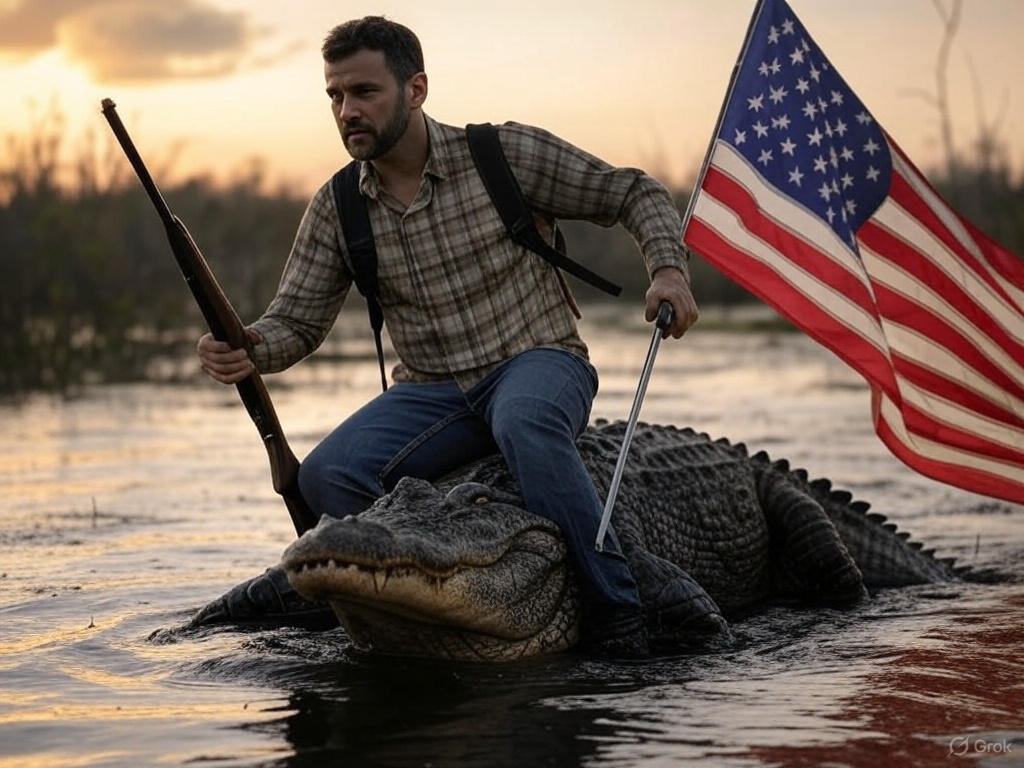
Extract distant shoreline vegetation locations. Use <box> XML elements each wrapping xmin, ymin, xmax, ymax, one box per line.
<box><xmin>1</xmin><ymin>111</ymin><xmax>1020</xmax><ymax>399</ymax></box>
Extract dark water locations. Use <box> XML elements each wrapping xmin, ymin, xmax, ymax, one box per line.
<box><xmin>2</xmin><ymin>318</ymin><xmax>1022</xmax><ymax>767</ymax></box>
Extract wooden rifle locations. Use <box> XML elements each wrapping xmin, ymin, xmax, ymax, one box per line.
<box><xmin>100</xmin><ymin>98</ymin><xmax>318</xmax><ymax>537</ymax></box>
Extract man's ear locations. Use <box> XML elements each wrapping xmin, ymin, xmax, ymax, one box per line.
<box><xmin>409</xmin><ymin>71</ymin><xmax>428</xmax><ymax>109</ymax></box>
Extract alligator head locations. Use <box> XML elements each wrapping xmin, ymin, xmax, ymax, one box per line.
<box><xmin>281</xmin><ymin>478</ymin><xmax>579</xmax><ymax>661</ymax></box>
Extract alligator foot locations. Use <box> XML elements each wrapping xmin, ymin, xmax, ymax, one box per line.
<box><xmin>184</xmin><ymin>566</ymin><xmax>339</xmax><ymax>631</ymax></box>
<box><xmin>631</xmin><ymin>549</ymin><xmax>731</xmax><ymax>649</ymax></box>
<box><xmin>585</xmin><ymin>624</ymin><xmax>651</xmax><ymax>659</ymax></box>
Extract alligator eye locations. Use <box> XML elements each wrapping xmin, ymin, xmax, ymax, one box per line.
<box><xmin>473</xmin><ymin>495</ymin><xmax>489</xmax><ymax>505</ymax></box>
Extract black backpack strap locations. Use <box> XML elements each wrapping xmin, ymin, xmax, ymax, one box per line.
<box><xmin>330</xmin><ymin>161</ymin><xmax>388</xmax><ymax>391</ymax></box>
<box><xmin>465</xmin><ymin>123</ymin><xmax>622</xmax><ymax>297</ymax></box>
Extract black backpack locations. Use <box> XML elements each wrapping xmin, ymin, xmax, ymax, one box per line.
<box><xmin>330</xmin><ymin>122</ymin><xmax>621</xmax><ymax>391</ymax></box>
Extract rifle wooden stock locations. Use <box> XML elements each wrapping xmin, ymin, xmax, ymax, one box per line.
<box><xmin>101</xmin><ymin>98</ymin><xmax>318</xmax><ymax>537</ymax></box>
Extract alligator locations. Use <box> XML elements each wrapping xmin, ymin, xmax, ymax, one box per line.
<box><xmin>188</xmin><ymin>421</ymin><xmax>976</xmax><ymax>661</ymax></box>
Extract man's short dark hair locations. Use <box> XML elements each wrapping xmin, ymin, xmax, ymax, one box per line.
<box><xmin>322</xmin><ymin>16</ymin><xmax>424</xmax><ymax>84</ymax></box>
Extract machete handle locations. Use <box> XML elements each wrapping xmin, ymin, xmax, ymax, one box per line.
<box><xmin>656</xmin><ymin>300</ymin><xmax>674</xmax><ymax>330</ymax></box>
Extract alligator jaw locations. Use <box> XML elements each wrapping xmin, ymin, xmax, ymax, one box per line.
<box><xmin>325</xmin><ymin>593</ymin><xmax>580</xmax><ymax>662</ymax></box>
<box><xmin>284</xmin><ymin>556</ymin><xmax>463</xmax><ymax>623</ymax></box>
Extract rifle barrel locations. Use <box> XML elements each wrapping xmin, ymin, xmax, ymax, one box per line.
<box><xmin>101</xmin><ymin>98</ymin><xmax>318</xmax><ymax>536</ymax></box>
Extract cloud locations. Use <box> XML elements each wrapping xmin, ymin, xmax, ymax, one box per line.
<box><xmin>0</xmin><ymin>0</ymin><xmax>298</xmax><ymax>82</ymax></box>
<box><xmin>0</xmin><ymin>0</ymin><xmax>110</xmax><ymax>55</ymax></box>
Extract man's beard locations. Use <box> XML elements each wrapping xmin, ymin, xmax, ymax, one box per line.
<box><xmin>343</xmin><ymin>92</ymin><xmax>411</xmax><ymax>161</ymax></box>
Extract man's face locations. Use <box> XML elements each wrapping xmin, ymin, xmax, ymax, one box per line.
<box><xmin>325</xmin><ymin>49</ymin><xmax>411</xmax><ymax>162</ymax></box>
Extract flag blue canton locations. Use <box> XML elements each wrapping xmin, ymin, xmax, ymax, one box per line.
<box><xmin>719</xmin><ymin>0</ymin><xmax>892</xmax><ymax>250</ymax></box>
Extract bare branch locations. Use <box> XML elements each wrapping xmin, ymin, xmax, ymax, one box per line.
<box><xmin>931</xmin><ymin>0</ymin><xmax>962</xmax><ymax>179</ymax></box>
<box><xmin>898</xmin><ymin>86</ymin><xmax>940</xmax><ymax>109</ymax></box>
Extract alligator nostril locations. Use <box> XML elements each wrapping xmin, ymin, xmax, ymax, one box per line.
<box><xmin>473</xmin><ymin>495</ymin><xmax>489</xmax><ymax>504</ymax></box>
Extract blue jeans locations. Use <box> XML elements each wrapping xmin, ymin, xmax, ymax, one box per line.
<box><xmin>298</xmin><ymin>348</ymin><xmax>642</xmax><ymax>639</ymax></box>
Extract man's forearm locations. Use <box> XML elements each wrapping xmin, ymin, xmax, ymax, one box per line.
<box><xmin>619</xmin><ymin>175</ymin><xmax>690</xmax><ymax>281</ymax></box>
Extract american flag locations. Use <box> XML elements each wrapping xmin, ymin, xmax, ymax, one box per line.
<box><xmin>682</xmin><ymin>0</ymin><xmax>1024</xmax><ymax>504</ymax></box>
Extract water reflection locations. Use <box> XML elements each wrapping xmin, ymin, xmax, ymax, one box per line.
<box><xmin>740</xmin><ymin>587</ymin><xmax>1024</xmax><ymax>768</ymax></box>
<box><xmin>202</xmin><ymin>586</ymin><xmax>1023</xmax><ymax>767</ymax></box>
<box><xmin>227</xmin><ymin>649</ymin><xmax>647</xmax><ymax>768</ymax></box>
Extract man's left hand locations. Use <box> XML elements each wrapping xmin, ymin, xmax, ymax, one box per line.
<box><xmin>645</xmin><ymin>267</ymin><xmax>698</xmax><ymax>339</ymax></box>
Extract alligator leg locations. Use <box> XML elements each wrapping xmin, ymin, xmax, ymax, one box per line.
<box><xmin>757</xmin><ymin>465</ymin><xmax>868</xmax><ymax>605</ymax></box>
<box><xmin>183</xmin><ymin>566</ymin><xmax>339</xmax><ymax>631</ymax></box>
<box><xmin>628</xmin><ymin>547</ymin><xmax>731</xmax><ymax>648</ymax></box>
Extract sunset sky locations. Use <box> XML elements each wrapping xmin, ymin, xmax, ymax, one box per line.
<box><xmin>1</xmin><ymin>0</ymin><xmax>1021</xmax><ymax>195</ymax></box>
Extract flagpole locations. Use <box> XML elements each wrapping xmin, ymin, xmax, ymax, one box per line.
<box><xmin>680</xmin><ymin>0</ymin><xmax>773</xmax><ymax>234</ymax></box>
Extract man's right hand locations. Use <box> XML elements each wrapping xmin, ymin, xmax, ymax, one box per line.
<box><xmin>197</xmin><ymin>328</ymin><xmax>262</xmax><ymax>384</ymax></box>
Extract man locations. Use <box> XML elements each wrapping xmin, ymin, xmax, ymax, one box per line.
<box><xmin>198</xmin><ymin>16</ymin><xmax>698</xmax><ymax>656</ymax></box>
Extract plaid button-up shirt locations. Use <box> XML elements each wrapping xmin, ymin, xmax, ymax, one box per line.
<box><xmin>250</xmin><ymin>115</ymin><xmax>690</xmax><ymax>389</ymax></box>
